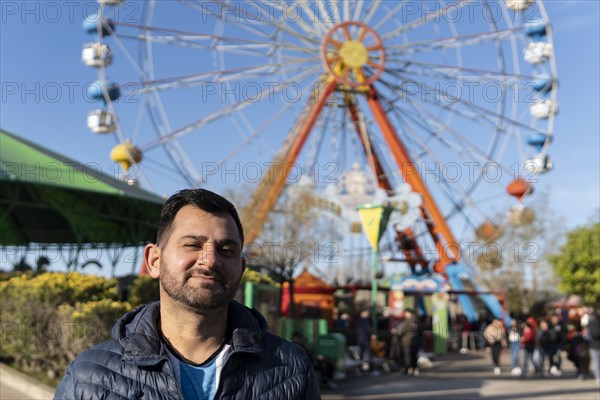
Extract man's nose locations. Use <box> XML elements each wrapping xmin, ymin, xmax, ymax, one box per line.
<box><xmin>198</xmin><ymin>243</ymin><xmax>218</xmax><ymax>267</ymax></box>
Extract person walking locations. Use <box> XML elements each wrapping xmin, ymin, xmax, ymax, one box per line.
<box><xmin>388</xmin><ymin>309</ymin><xmax>403</xmax><ymax>365</ymax></box>
<box><xmin>537</xmin><ymin>319</ymin><xmax>557</xmax><ymax>376</ymax></box>
<box><xmin>398</xmin><ymin>309</ymin><xmax>420</xmax><ymax>376</ymax></box>
<box><xmin>508</xmin><ymin>318</ymin><xmax>522</xmax><ymax>376</ymax></box>
<box><xmin>550</xmin><ymin>313</ymin><xmax>566</xmax><ymax>377</ymax></box>
<box><xmin>587</xmin><ymin>310</ymin><xmax>600</xmax><ymax>386</ymax></box>
<box><xmin>522</xmin><ymin>317</ymin><xmax>538</xmax><ymax>376</ymax></box>
<box><xmin>54</xmin><ymin>189</ymin><xmax>320</xmax><ymax>400</ymax></box>
<box><xmin>356</xmin><ymin>309</ymin><xmax>373</xmax><ymax>372</ymax></box>
<box><xmin>484</xmin><ymin>319</ymin><xmax>507</xmax><ymax>375</ymax></box>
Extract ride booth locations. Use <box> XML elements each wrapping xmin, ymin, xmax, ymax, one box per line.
<box><xmin>389</xmin><ymin>274</ymin><xmax>449</xmax><ymax>355</ymax></box>
<box><xmin>279</xmin><ymin>268</ymin><xmax>334</xmax><ymax>345</ymax></box>
<box><xmin>389</xmin><ymin>266</ymin><xmax>508</xmax><ymax>355</ymax></box>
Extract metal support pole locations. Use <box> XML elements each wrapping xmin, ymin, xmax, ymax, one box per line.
<box><xmin>371</xmin><ymin>248</ymin><xmax>378</xmax><ymax>332</ymax></box>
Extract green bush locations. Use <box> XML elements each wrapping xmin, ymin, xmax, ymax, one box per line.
<box><xmin>0</xmin><ymin>272</ymin><xmax>131</xmax><ymax>385</ymax></box>
<box><xmin>128</xmin><ymin>275</ymin><xmax>160</xmax><ymax>307</ymax></box>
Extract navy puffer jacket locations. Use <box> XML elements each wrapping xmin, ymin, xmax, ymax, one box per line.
<box><xmin>54</xmin><ymin>301</ymin><xmax>321</xmax><ymax>400</ymax></box>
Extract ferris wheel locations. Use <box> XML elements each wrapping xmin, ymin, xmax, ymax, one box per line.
<box><xmin>81</xmin><ymin>0</ymin><xmax>558</xmax><ymax>301</ymax></box>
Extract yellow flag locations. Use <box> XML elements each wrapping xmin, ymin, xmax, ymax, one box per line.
<box><xmin>358</xmin><ymin>206</ymin><xmax>391</xmax><ymax>249</ymax></box>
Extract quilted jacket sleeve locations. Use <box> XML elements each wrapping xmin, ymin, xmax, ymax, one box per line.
<box><xmin>54</xmin><ymin>362</ymin><xmax>75</xmax><ymax>400</ymax></box>
<box><xmin>304</xmin><ymin>364</ymin><xmax>321</xmax><ymax>400</ymax></box>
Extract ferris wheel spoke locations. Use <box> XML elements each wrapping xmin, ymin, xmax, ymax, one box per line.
<box><xmin>385</xmin><ymin>28</ymin><xmax>520</xmax><ymax>57</ymax></box>
<box><xmin>388</xmin><ymin>63</ymin><xmax>520</xmax><ymax>86</ymax></box>
<box><xmin>223</xmin><ymin>0</ymin><xmax>322</xmax><ymax>44</ymax></box>
<box><xmin>381</xmin><ymin>96</ymin><xmax>506</xmax><ymax>224</ymax></box>
<box><xmin>381</xmin><ymin>0</ymin><xmax>469</xmax><ymax>41</ymax></box>
<box><xmin>150</xmin><ymin>40</ymin><xmax>317</xmax><ymax>63</ymax></box>
<box><xmin>361</xmin><ymin>0</ymin><xmax>383</xmax><ymax>27</ymax></box>
<box><xmin>386</xmin><ymin>59</ymin><xmax>537</xmax><ymax>81</ymax></box>
<box><xmin>372</xmin><ymin>1</ymin><xmax>410</xmax><ymax>32</ymax></box>
<box><xmin>114</xmin><ymin>21</ymin><xmax>283</xmax><ymax>47</ymax></box>
<box><xmin>179</xmin><ymin>0</ymin><xmax>277</xmax><ymax>41</ymax></box>
<box><xmin>139</xmin><ymin>154</ymin><xmax>187</xmax><ymax>181</ymax></box>
<box><xmin>220</xmin><ymin>82</ymin><xmax>317</xmax><ymax>164</ymax></box>
<box><xmin>214</xmin><ymin>43</ymin><xmax>318</xmax><ymax>57</ymax></box>
<box><xmin>183</xmin><ymin>0</ymin><xmax>322</xmax><ymax>46</ymax></box>
<box><xmin>131</xmin><ymin>94</ymin><xmax>148</xmax><ymax>145</ymax></box>
<box><xmin>119</xmin><ymin>33</ymin><xmax>318</xmax><ymax>56</ymax></box>
<box><xmin>381</xmin><ymin>89</ymin><xmax>472</xmax><ymax>162</ymax></box>
<box><xmin>392</xmin><ymin>93</ymin><xmax>514</xmax><ymax>178</ymax></box>
<box><xmin>138</xmin><ymin>60</ymin><xmax>319</xmax><ymax>93</ymax></box>
<box><xmin>384</xmin><ymin>69</ymin><xmax>547</xmax><ymax>136</ymax></box>
<box><xmin>304</xmin><ymin>101</ymin><xmax>338</xmax><ymax>171</ymax></box>
<box><xmin>244</xmin><ymin>0</ymin><xmax>327</xmax><ymax>41</ymax></box>
<box><xmin>313</xmin><ymin>1</ymin><xmax>339</xmax><ymax>32</ymax></box>
<box><xmin>295</xmin><ymin>1</ymin><xmax>330</xmax><ymax>37</ymax></box>
<box><xmin>140</xmin><ymin>65</ymin><xmax>322</xmax><ymax>150</ymax></box>
<box><xmin>379</xmin><ymin>71</ymin><xmax>501</xmax><ymax>133</ymax></box>
<box><xmin>351</xmin><ymin>0</ymin><xmax>365</xmax><ymax>26</ymax></box>
<box><xmin>377</xmin><ymin>78</ymin><xmax>508</xmax><ymax>172</ymax></box>
<box><xmin>341</xmin><ymin>0</ymin><xmax>351</xmax><ymax>21</ymax></box>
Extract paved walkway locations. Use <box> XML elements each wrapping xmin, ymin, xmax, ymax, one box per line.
<box><xmin>322</xmin><ymin>350</ymin><xmax>600</xmax><ymax>399</ymax></box>
<box><xmin>0</xmin><ymin>364</ymin><xmax>54</xmax><ymax>400</ymax></box>
<box><xmin>2</xmin><ymin>351</ymin><xmax>598</xmax><ymax>399</ymax></box>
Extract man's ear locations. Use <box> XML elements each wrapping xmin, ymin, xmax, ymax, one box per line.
<box><xmin>144</xmin><ymin>243</ymin><xmax>161</xmax><ymax>279</ymax></box>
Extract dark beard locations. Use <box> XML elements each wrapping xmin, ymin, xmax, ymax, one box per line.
<box><xmin>160</xmin><ymin>266</ymin><xmax>241</xmax><ymax>311</ymax></box>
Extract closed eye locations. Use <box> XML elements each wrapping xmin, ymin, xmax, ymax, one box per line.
<box><xmin>219</xmin><ymin>247</ymin><xmax>237</xmax><ymax>256</ymax></box>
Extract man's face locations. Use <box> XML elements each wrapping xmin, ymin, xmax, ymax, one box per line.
<box><xmin>150</xmin><ymin>205</ymin><xmax>245</xmax><ymax>311</ymax></box>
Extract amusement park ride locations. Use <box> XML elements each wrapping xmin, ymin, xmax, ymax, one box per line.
<box><xmin>81</xmin><ymin>0</ymin><xmax>558</xmax><ymax>322</ymax></box>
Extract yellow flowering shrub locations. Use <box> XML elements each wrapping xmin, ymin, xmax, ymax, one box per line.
<box><xmin>241</xmin><ymin>269</ymin><xmax>280</xmax><ymax>287</ymax></box>
<box><xmin>128</xmin><ymin>275</ymin><xmax>160</xmax><ymax>307</ymax></box>
<box><xmin>0</xmin><ymin>272</ymin><xmax>131</xmax><ymax>384</ymax></box>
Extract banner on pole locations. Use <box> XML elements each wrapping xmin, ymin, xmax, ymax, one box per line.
<box><xmin>356</xmin><ymin>205</ymin><xmax>393</xmax><ymax>249</ymax></box>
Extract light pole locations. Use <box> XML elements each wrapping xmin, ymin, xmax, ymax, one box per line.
<box><xmin>356</xmin><ymin>203</ymin><xmax>393</xmax><ymax>331</ymax></box>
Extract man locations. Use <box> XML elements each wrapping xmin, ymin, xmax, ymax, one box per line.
<box><xmin>55</xmin><ymin>189</ymin><xmax>320</xmax><ymax>399</ymax></box>
<box><xmin>355</xmin><ymin>309</ymin><xmax>372</xmax><ymax>371</ymax></box>
<box><xmin>550</xmin><ymin>313</ymin><xmax>566</xmax><ymax>376</ymax></box>
<box><xmin>398</xmin><ymin>309</ymin><xmax>420</xmax><ymax>376</ymax></box>
<box><xmin>587</xmin><ymin>310</ymin><xmax>600</xmax><ymax>385</ymax></box>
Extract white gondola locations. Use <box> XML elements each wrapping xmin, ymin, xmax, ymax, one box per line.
<box><xmin>530</xmin><ymin>100</ymin><xmax>557</xmax><ymax>119</ymax></box>
<box><xmin>82</xmin><ymin>42</ymin><xmax>113</xmax><ymax>68</ymax></box>
<box><xmin>506</xmin><ymin>0</ymin><xmax>534</xmax><ymax>11</ymax></box>
<box><xmin>98</xmin><ymin>0</ymin><xmax>124</xmax><ymax>6</ymax></box>
<box><xmin>87</xmin><ymin>109</ymin><xmax>117</xmax><ymax>133</ymax></box>
<box><xmin>525</xmin><ymin>154</ymin><xmax>553</xmax><ymax>174</ymax></box>
<box><xmin>524</xmin><ymin>42</ymin><xmax>553</xmax><ymax>64</ymax></box>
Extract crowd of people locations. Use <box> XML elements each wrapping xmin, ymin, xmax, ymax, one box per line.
<box><xmin>482</xmin><ymin>311</ymin><xmax>600</xmax><ymax>383</ymax></box>
<box><xmin>327</xmin><ymin>306</ymin><xmax>600</xmax><ymax>386</ymax></box>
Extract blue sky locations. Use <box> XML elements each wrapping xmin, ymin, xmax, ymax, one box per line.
<box><xmin>1</xmin><ymin>0</ymin><xmax>598</xmax><ymax>258</ymax></box>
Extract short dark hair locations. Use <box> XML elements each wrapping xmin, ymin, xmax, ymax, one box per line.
<box><xmin>156</xmin><ymin>189</ymin><xmax>244</xmax><ymax>247</ymax></box>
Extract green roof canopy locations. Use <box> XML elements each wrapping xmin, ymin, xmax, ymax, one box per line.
<box><xmin>0</xmin><ymin>129</ymin><xmax>165</xmax><ymax>246</ymax></box>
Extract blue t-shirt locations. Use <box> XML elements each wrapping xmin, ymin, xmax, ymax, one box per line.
<box><xmin>166</xmin><ymin>343</ymin><xmax>230</xmax><ymax>400</ymax></box>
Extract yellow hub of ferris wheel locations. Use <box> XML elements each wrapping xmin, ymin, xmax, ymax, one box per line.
<box><xmin>321</xmin><ymin>21</ymin><xmax>386</xmax><ymax>88</ymax></box>
<box><xmin>339</xmin><ymin>40</ymin><xmax>369</xmax><ymax>68</ymax></box>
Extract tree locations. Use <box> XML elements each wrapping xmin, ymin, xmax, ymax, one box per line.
<box><xmin>474</xmin><ymin>190</ymin><xmax>562</xmax><ymax>315</ymax></box>
<box><xmin>230</xmin><ymin>182</ymin><xmax>339</xmax><ymax>318</ymax></box>
<box><xmin>550</xmin><ymin>219</ymin><xmax>600</xmax><ymax>309</ymax></box>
